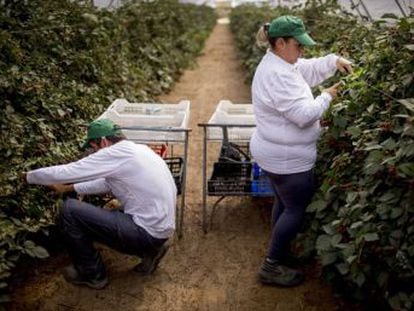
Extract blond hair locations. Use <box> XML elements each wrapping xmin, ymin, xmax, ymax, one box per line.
<box><xmin>256</xmin><ymin>23</ymin><xmax>270</xmax><ymax>48</ymax></box>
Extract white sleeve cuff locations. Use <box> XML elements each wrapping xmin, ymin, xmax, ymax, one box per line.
<box><xmin>73</xmin><ymin>178</ymin><xmax>110</xmax><ymax>195</ymax></box>
<box><xmin>320</xmin><ymin>92</ymin><xmax>333</xmax><ymax>110</ymax></box>
<box><xmin>321</xmin><ymin>91</ymin><xmax>333</xmax><ymax>101</ymax></box>
<box><xmin>328</xmin><ymin>53</ymin><xmax>339</xmax><ymax>70</ymax></box>
<box><xmin>73</xmin><ymin>183</ymin><xmax>83</xmax><ymax>194</ymax></box>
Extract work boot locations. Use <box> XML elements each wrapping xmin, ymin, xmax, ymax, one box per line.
<box><xmin>134</xmin><ymin>244</ymin><xmax>169</xmax><ymax>275</ymax></box>
<box><xmin>63</xmin><ymin>265</ymin><xmax>108</xmax><ymax>290</ymax></box>
<box><xmin>258</xmin><ymin>259</ymin><xmax>304</xmax><ymax>287</ymax></box>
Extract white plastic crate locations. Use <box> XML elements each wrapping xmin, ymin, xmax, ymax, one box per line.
<box><xmin>215</xmin><ymin>99</ymin><xmax>254</xmax><ymax>115</ymax></box>
<box><xmin>207</xmin><ymin>100</ymin><xmax>255</xmax><ymax>141</ymax></box>
<box><xmin>98</xmin><ymin>98</ymin><xmax>190</xmax><ymax>142</ymax></box>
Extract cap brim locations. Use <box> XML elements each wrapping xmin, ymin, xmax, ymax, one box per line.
<box><xmin>295</xmin><ymin>32</ymin><xmax>316</xmax><ymax>46</ymax></box>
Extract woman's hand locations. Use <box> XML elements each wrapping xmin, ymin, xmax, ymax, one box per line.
<box><xmin>336</xmin><ymin>57</ymin><xmax>353</xmax><ymax>74</ymax></box>
<box><xmin>323</xmin><ymin>82</ymin><xmax>342</xmax><ymax>99</ymax></box>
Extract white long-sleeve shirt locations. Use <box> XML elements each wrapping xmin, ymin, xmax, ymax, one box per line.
<box><xmin>250</xmin><ymin>51</ymin><xmax>338</xmax><ymax>174</ymax></box>
<box><xmin>27</xmin><ymin>140</ymin><xmax>177</xmax><ymax>239</ymax></box>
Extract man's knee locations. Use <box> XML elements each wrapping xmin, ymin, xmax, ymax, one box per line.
<box><xmin>58</xmin><ymin>198</ymin><xmax>89</xmax><ymax>236</ymax></box>
<box><xmin>59</xmin><ymin>198</ymin><xmax>82</xmax><ymax>224</ymax></box>
<box><xmin>64</xmin><ymin>198</ymin><xmax>80</xmax><ymax>207</ymax></box>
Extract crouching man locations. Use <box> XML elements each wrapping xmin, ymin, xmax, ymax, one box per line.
<box><xmin>24</xmin><ymin>119</ymin><xmax>176</xmax><ymax>289</ymax></box>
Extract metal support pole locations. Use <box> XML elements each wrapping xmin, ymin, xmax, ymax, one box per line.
<box><xmin>358</xmin><ymin>0</ymin><xmax>373</xmax><ymax>21</ymax></box>
<box><xmin>394</xmin><ymin>0</ymin><xmax>408</xmax><ymax>17</ymax></box>
<box><xmin>349</xmin><ymin>0</ymin><xmax>364</xmax><ymax>20</ymax></box>
<box><xmin>202</xmin><ymin>126</ymin><xmax>208</xmax><ymax>233</ymax></box>
<box><xmin>178</xmin><ymin>130</ymin><xmax>189</xmax><ymax>238</ymax></box>
<box><xmin>349</xmin><ymin>0</ymin><xmax>369</xmax><ymax>21</ymax></box>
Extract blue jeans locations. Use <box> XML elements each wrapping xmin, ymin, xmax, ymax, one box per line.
<box><xmin>263</xmin><ymin>169</ymin><xmax>314</xmax><ymax>261</ymax></box>
<box><xmin>59</xmin><ymin>198</ymin><xmax>166</xmax><ymax>278</ymax></box>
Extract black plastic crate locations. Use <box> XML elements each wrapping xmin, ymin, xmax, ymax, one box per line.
<box><xmin>211</xmin><ymin>161</ymin><xmax>252</xmax><ymax>179</ymax></box>
<box><xmin>208</xmin><ymin>179</ymin><xmax>251</xmax><ymax>195</ymax></box>
<box><xmin>164</xmin><ymin>157</ymin><xmax>184</xmax><ymax>195</ymax></box>
<box><xmin>218</xmin><ymin>142</ymin><xmax>251</xmax><ymax>162</ymax></box>
<box><xmin>208</xmin><ymin>161</ymin><xmax>252</xmax><ymax>195</ymax></box>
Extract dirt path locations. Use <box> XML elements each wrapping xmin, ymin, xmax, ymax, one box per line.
<box><xmin>10</xmin><ymin>22</ymin><xmax>352</xmax><ymax>311</ymax></box>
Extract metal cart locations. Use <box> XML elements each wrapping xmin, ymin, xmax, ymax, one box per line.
<box><xmin>198</xmin><ymin>100</ymin><xmax>274</xmax><ymax>233</ymax></box>
<box><xmin>98</xmin><ymin>99</ymin><xmax>191</xmax><ymax>238</ymax></box>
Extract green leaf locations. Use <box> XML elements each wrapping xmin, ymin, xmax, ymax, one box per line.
<box><xmin>364</xmin><ymin>163</ymin><xmax>383</xmax><ymax>175</ymax></box>
<box><xmin>321</xmin><ymin>252</ymin><xmax>337</xmax><ymax>265</ymax></box>
<box><xmin>398</xmin><ymin>144</ymin><xmax>414</xmax><ymax>157</ymax></box>
<box><xmin>363</xmin><ymin>233</ymin><xmax>379</xmax><ymax>242</ymax></box>
<box><xmin>390</xmin><ymin>208</ymin><xmax>403</xmax><ymax>219</ymax></box>
<box><xmin>331</xmin><ymin>234</ymin><xmax>342</xmax><ymax>246</ymax></box>
<box><xmin>5</xmin><ymin>105</ymin><xmax>14</xmax><ymax>114</ymax></box>
<box><xmin>347</xmin><ymin>126</ymin><xmax>361</xmax><ymax>138</ymax></box>
<box><xmin>381</xmin><ymin>13</ymin><xmax>399</xmax><ymax>19</ymax></box>
<box><xmin>378</xmin><ymin>192</ymin><xmax>395</xmax><ymax>202</ymax></box>
<box><xmin>380</xmin><ymin>138</ymin><xmax>397</xmax><ymax>150</ymax></box>
<box><xmin>346</xmin><ymin>255</ymin><xmax>357</xmax><ymax>264</ymax></box>
<box><xmin>397</xmin><ymin>163</ymin><xmax>414</xmax><ymax>177</ymax></box>
<box><xmin>398</xmin><ymin>99</ymin><xmax>414</xmax><ymax>111</ymax></box>
<box><xmin>376</xmin><ymin>272</ymin><xmax>389</xmax><ymax>287</ymax></box>
<box><xmin>31</xmin><ymin>246</ymin><xmax>49</xmax><ymax>259</ymax></box>
<box><xmin>404</xmin><ymin>44</ymin><xmax>414</xmax><ymax>51</ymax></box>
<box><xmin>57</xmin><ymin>109</ymin><xmax>65</xmax><ymax>117</ymax></box>
<box><xmin>23</xmin><ymin>240</ymin><xmax>35</xmax><ymax>248</ymax></box>
<box><xmin>322</xmin><ymin>224</ymin><xmax>335</xmax><ymax>235</ymax></box>
<box><xmin>389</xmin><ymin>294</ymin><xmax>402</xmax><ymax>309</ymax></box>
<box><xmin>333</xmin><ymin>115</ymin><xmax>347</xmax><ymax>128</ymax></box>
<box><xmin>307</xmin><ymin>199</ymin><xmax>327</xmax><ymax>212</ymax></box>
<box><xmin>390</xmin><ymin>230</ymin><xmax>403</xmax><ymax>240</ymax></box>
<box><xmin>316</xmin><ymin>235</ymin><xmax>331</xmax><ymax>251</ymax></box>
<box><xmin>336</xmin><ymin>262</ymin><xmax>349</xmax><ymax>275</ymax></box>
<box><xmin>82</xmin><ymin>13</ymin><xmax>99</xmax><ymax>24</ymax></box>
<box><xmin>346</xmin><ymin>192</ymin><xmax>358</xmax><ymax>204</ymax></box>
<box><xmin>350</xmin><ymin>221</ymin><xmax>363</xmax><ymax>229</ymax></box>
<box><xmin>407</xmin><ymin>245</ymin><xmax>414</xmax><ymax>256</ymax></box>
<box><xmin>393</xmin><ymin>114</ymin><xmax>410</xmax><ymax>119</ymax></box>
<box><xmin>364</xmin><ymin>143</ymin><xmax>382</xmax><ymax>151</ymax></box>
<box><xmin>355</xmin><ymin>272</ymin><xmax>366</xmax><ymax>287</ymax></box>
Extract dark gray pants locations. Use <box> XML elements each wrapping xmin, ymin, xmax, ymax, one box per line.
<box><xmin>59</xmin><ymin>198</ymin><xmax>166</xmax><ymax>278</ymax></box>
<box><xmin>263</xmin><ymin>169</ymin><xmax>314</xmax><ymax>261</ymax></box>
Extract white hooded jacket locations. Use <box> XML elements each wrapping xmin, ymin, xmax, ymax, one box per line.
<box><xmin>250</xmin><ymin>50</ymin><xmax>338</xmax><ymax>174</ymax></box>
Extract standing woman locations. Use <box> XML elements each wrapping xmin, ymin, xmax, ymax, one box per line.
<box><xmin>250</xmin><ymin>15</ymin><xmax>352</xmax><ymax>287</ymax></box>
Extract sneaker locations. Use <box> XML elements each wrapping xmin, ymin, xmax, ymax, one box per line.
<box><xmin>63</xmin><ymin>265</ymin><xmax>108</xmax><ymax>290</ymax></box>
<box><xmin>258</xmin><ymin>260</ymin><xmax>304</xmax><ymax>287</ymax></box>
<box><xmin>281</xmin><ymin>252</ymin><xmax>305</xmax><ymax>268</ymax></box>
<box><xmin>134</xmin><ymin>244</ymin><xmax>169</xmax><ymax>275</ymax></box>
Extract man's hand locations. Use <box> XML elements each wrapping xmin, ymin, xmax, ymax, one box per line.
<box><xmin>323</xmin><ymin>82</ymin><xmax>342</xmax><ymax>99</ymax></box>
<box><xmin>104</xmin><ymin>198</ymin><xmax>122</xmax><ymax>210</ymax></box>
<box><xmin>48</xmin><ymin>184</ymin><xmax>74</xmax><ymax>193</ymax></box>
<box><xmin>336</xmin><ymin>57</ymin><xmax>353</xmax><ymax>74</ymax></box>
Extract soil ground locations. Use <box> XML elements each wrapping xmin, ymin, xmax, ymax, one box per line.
<box><xmin>9</xmin><ymin>21</ymin><xmax>356</xmax><ymax>311</ymax></box>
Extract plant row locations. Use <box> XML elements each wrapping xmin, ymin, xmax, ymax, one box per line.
<box><xmin>0</xmin><ymin>0</ymin><xmax>216</xmax><ymax>302</ymax></box>
<box><xmin>230</xmin><ymin>2</ymin><xmax>413</xmax><ymax>310</ymax></box>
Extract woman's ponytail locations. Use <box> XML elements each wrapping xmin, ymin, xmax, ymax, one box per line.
<box><xmin>256</xmin><ymin>23</ymin><xmax>270</xmax><ymax>48</ymax></box>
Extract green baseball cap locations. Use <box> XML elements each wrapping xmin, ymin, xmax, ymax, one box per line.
<box><xmin>82</xmin><ymin>118</ymin><xmax>121</xmax><ymax>149</ymax></box>
<box><xmin>268</xmin><ymin>15</ymin><xmax>316</xmax><ymax>46</ymax></box>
